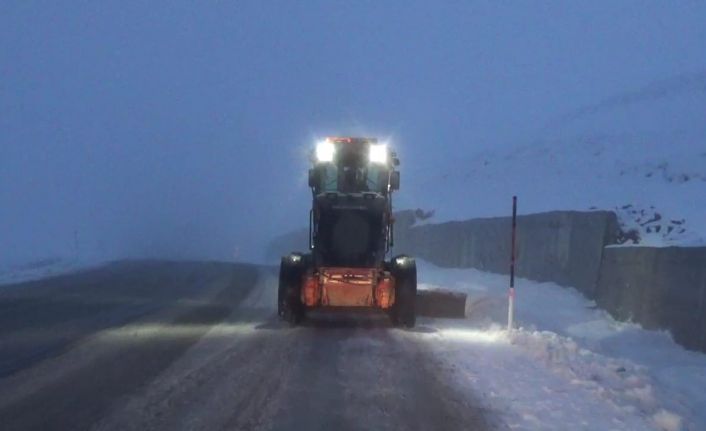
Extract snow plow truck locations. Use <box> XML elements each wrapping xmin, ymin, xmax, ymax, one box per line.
<box><xmin>278</xmin><ymin>137</ymin><xmax>417</xmax><ymax>327</ymax></box>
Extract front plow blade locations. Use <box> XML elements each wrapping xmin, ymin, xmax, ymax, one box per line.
<box><xmin>416</xmin><ymin>289</ymin><xmax>468</xmax><ymax>318</ymax></box>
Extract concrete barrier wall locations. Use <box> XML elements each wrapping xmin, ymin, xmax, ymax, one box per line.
<box><xmin>396</xmin><ymin>214</ymin><xmax>706</xmax><ymax>352</ymax></box>
<box><xmin>596</xmin><ymin>246</ymin><xmax>706</xmax><ymax>352</ymax></box>
<box><xmin>394</xmin><ymin>211</ymin><xmax>620</xmax><ymax>296</ymax></box>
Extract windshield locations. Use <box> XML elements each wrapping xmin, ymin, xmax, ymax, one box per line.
<box><xmin>318</xmin><ymin>163</ymin><xmax>387</xmax><ymax>193</ymax></box>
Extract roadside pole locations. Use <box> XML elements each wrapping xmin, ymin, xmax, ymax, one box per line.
<box><xmin>507</xmin><ymin>196</ymin><xmax>517</xmax><ymax>331</ymax></box>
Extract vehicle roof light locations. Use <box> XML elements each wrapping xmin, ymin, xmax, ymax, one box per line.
<box><xmin>315</xmin><ymin>140</ymin><xmax>335</xmax><ymax>163</ymax></box>
<box><xmin>369</xmin><ymin>143</ymin><xmax>388</xmax><ymax>164</ymax></box>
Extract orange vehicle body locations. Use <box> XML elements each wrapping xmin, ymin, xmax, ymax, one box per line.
<box><xmin>276</xmin><ymin>136</ymin><xmax>414</xmax><ymax>325</ymax></box>
<box><xmin>301</xmin><ymin>267</ymin><xmax>395</xmax><ymax>309</ymax></box>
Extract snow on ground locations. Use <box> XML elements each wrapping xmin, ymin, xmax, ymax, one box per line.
<box><xmin>404</xmin><ymin>260</ymin><xmax>706</xmax><ymax>431</ymax></box>
<box><xmin>407</xmin><ymin>132</ymin><xmax>706</xmax><ymax>247</ymax></box>
<box><xmin>0</xmin><ymin>256</ymin><xmax>109</xmax><ymax>286</ymax></box>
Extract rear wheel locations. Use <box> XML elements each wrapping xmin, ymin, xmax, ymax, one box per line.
<box><xmin>277</xmin><ymin>259</ymin><xmax>288</xmax><ymax>318</ymax></box>
<box><xmin>390</xmin><ymin>256</ymin><xmax>417</xmax><ymax>328</ymax></box>
<box><xmin>278</xmin><ymin>254</ymin><xmax>308</xmax><ymax>325</ymax></box>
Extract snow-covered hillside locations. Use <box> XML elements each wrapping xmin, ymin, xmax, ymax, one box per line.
<box><xmin>409</xmin><ymin>131</ymin><xmax>706</xmax><ymax>247</ymax></box>
<box><xmin>0</xmin><ymin>257</ymin><xmax>108</xmax><ymax>286</ymax></box>
<box><xmin>403</xmin><ymin>72</ymin><xmax>706</xmax><ymax>247</ymax></box>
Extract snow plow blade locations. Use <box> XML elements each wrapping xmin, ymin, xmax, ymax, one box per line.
<box><xmin>416</xmin><ymin>289</ymin><xmax>468</xmax><ymax>318</ymax></box>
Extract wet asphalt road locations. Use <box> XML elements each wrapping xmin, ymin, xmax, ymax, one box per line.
<box><xmin>0</xmin><ymin>261</ymin><xmax>492</xmax><ymax>431</ymax></box>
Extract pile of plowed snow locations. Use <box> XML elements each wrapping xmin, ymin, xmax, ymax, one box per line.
<box><xmin>403</xmin><ymin>260</ymin><xmax>706</xmax><ymax>431</ymax></box>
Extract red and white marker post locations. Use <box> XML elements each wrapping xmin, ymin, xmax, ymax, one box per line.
<box><xmin>507</xmin><ymin>196</ymin><xmax>518</xmax><ymax>331</ymax></box>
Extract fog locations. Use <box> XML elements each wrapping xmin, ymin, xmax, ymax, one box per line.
<box><xmin>2</xmin><ymin>2</ymin><xmax>705</xmax><ymax>265</ymax></box>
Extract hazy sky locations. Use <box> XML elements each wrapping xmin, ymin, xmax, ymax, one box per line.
<box><xmin>1</xmin><ymin>1</ymin><xmax>705</xmax><ymax>264</ymax></box>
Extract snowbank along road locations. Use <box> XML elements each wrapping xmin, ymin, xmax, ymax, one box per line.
<box><xmin>0</xmin><ymin>261</ymin><xmax>493</xmax><ymax>431</ymax></box>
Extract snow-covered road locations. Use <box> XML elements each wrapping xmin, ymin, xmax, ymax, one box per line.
<box><xmin>0</xmin><ymin>262</ymin><xmax>492</xmax><ymax>431</ymax></box>
<box><xmin>1</xmin><ymin>260</ymin><xmax>704</xmax><ymax>431</ymax></box>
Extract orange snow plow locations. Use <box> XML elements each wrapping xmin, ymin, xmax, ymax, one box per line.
<box><xmin>278</xmin><ymin>137</ymin><xmax>466</xmax><ymax>326</ymax></box>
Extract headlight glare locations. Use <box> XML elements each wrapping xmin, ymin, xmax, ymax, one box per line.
<box><xmin>369</xmin><ymin>143</ymin><xmax>388</xmax><ymax>164</ymax></box>
<box><xmin>316</xmin><ymin>140</ymin><xmax>335</xmax><ymax>163</ymax></box>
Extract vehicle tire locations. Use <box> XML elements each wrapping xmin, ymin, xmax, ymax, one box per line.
<box><xmin>278</xmin><ymin>254</ymin><xmax>308</xmax><ymax>325</ymax></box>
<box><xmin>277</xmin><ymin>257</ymin><xmax>290</xmax><ymax>318</ymax></box>
<box><xmin>390</xmin><ymin>256</ymin><xmax>417</xmax><ymax>328</ymax></box>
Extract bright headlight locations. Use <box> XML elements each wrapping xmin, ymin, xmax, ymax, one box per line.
<box><xmin>369</xmin><ymin>143</ymin><xmax>388</xmax><ymax>164</ymax></box>
<box><xmin>315</xmin><ymin>140</ymin><xmax>335</xmax><ymax>163</ymax></box>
